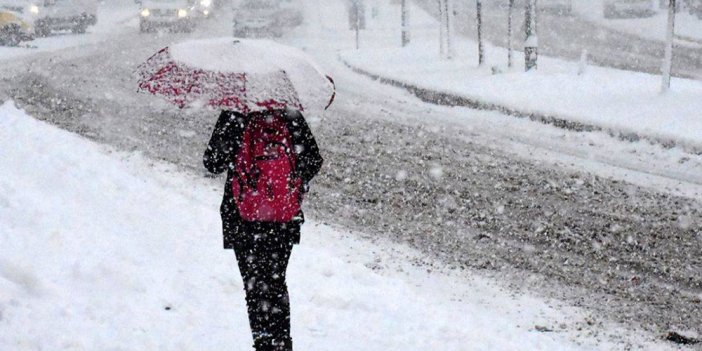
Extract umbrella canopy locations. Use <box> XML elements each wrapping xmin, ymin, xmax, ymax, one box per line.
<box><xmin>136</xmin><ymin>38</ymin><xmax>335</xmax><ymax>113</ymax></box>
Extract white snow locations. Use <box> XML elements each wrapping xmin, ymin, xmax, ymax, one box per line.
<box><xmin>0</xmin><ymin>101</ymin><xmax>684</xmax><ymax>350</ymax></box>
<box><xmin>170</xmin><ymin>37</ymin><xmax>324</xmax><ymax>75</ymax></box>
<box><xmin>169</xmin><ymin>37</ymin><xmax>335</xmax><ymax>113</ymax></box>
<box><xmin>284</xmin><ymin>0</ymin><xmax>702</xmax><ymax>202</ymax></box>
<box><xmin>339</xmin><ymin>0</ymin><xmax>702</xmax><ymax>153</ymax></box>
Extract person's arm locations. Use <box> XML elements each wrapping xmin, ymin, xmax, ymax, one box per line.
<box><xmin>203</xmin><ymin>111</ymin><xmax>245</xmax><ymax>174</ymax></box>
<box><xmin>288</xmin><ymin>111</ymin><xmax>324</xmax><ymax>188</ymax></box>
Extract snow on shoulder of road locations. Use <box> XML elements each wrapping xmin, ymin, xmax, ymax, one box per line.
<box><xmin>0</xmin><ymin>101</ymin><xmax>684</xmax><ymax>350</ymax></box>
<box><xmin>339</xmin><ymin>1</ymin><xmax>702</xmax><ymax>154</ymax></box>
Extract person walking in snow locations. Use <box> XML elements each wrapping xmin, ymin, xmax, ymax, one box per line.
<box><xmin>204</xmin><ymin>108</ymin><xmax>323</xmax><ymax>351</ymax></box>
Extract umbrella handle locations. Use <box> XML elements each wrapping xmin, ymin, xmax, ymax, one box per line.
<box><xmin>325</xmin><ymin>75</ymin><xmax>336</xmax><ymax>110</ymax></box>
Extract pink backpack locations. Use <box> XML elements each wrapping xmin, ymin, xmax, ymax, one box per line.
<box><xmin>232</xmin><ymin>112</ymin><xmax>302</xmax><ymax>223</ymax></box>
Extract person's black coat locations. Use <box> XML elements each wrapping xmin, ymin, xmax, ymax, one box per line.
<box><xmin>203</xmin><ymin>109</ymin><xmax>324</xmax><ymax>249</ymax></box>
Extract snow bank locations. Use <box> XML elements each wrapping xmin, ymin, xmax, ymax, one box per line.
<box><xmin>0</xmin><ymin>101</ymin><xmax>681</xmax><ymax>350</ymax></box>
<box><xmin>339</xmin><ymin>1</ymin><xmax>702</xmax><ymax>153</ymax></box>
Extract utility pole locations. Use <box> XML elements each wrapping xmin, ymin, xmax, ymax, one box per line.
<box><xmin>444</xmin><ymin>0</ymin><xmax>453</xmax><ymax>59</ymax></box>
<box><xmin>356</xmin><ymin>3</ymin><xmax>361</xmax><ymax>50</ymax></box>
<box><xmin>438</xmin><ymin>0</ymin><xmax>445</xmax><ymax>57</ymax></box>
<box><xmin>525</xmin><ymin>0</ymin><xmax>538</xmax><ymax>71</ymax></box>
<box><xmin>477</xmin><ymin>0</ymin><xmax>484</xmax><ymax>66</ymax></box>
<box><xmin>662</xmin><ymin>0</ymin><xmax>676</xmax><ymax>93</ymax></box>
<box><xmin>401</xmin><ymin>0</ymin><xmax>410</xmax><ymax>47</ymax></box>
<box><xmin>437</xmin><ymin>0</ymin><xmax>452</xmax><ymax>58</ymax></box>
<box><xmin>508</xmin><ymin>0</ymin><xmax>514</xmax><ymax>68</ymax></box>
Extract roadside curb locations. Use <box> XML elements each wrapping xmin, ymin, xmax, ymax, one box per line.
<box><xmin>339</xmin><ymin>56</ymin><xmax>702</xmax><ymax>155</ymax></box>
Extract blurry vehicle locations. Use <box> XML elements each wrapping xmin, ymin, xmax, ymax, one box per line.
<box><xmin>541</xmin><ymin>0</ymin><xmax>573</xmax><ymax>15</ymax></box>
<box><xmin>232</xmin><ymin>0</ymin><xmax>282</xmax><ymax>38</ymax></box>
<box><xmin>36</xmin><ymin>0</ymin><xmax>97</xmax><ymax>36</ymax></box>
<box><xmin>192</xmin><ymin>0</ymin><xmax>213</xmax><ymax>19</ymax></box>
<box><xmin>0</xmin><ymin>5</ymin><xmax>33</xmax><ymax>46</ymax></box>
<box><xmin>604</xmin><ymin>0</ymin><xmax>657</xmax><ymax>18</ymax></box>
<box><xmin>138</xmin><ymin>0</ymin><xmax>195</xmax><ymax>33</ymax></box>
<box><xmin>0</xmin><ymin>0</ymin><xmax>97</xmax><ymax>37</ymax></box>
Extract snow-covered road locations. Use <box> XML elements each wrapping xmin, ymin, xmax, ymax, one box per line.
<box><xmin>1</xmin><ymin>0</ymin><xmax>701</xmax><ymax>348</ymax></box>
<box><xmin>0</xmin><ymin>100</ymin><xmax>685</xmax><ymax>351</ymax></box>
<box><xmin>0</xmin><ymin>1</ymin><xmax>137</xmax><ymax>63</ymax></box>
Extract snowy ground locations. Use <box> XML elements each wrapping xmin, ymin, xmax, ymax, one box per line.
<box><xmin>1</xmin><ymin>0</ymin><xmax>702</xmax><ymax>349</ymax></box>
<box><xmin>1</xmin><ymin>101</ymin><xmax>687</xmax><ymax>350</ymax></box>
<box><xmin>341</xmin><ymin>0</ymin><xmax>702</xmax><ymax>153</ymax></box>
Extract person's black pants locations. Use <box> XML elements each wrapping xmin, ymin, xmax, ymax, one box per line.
<box><xmin>234</xmin><ymin>225</ymin><xmax>295</xmax><ymax>351</ymax></box>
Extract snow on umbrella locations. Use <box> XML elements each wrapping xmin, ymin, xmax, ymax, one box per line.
<box><xmin>136</xmin><ymin>38</ymin><xmax>336</xmax><ymax>113</ymax></box>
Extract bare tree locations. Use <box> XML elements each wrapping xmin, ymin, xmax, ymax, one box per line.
<box><xmin>438</xmin><ymin>0</ymin><xmax>453</xmax><ymax>59</ymax></box>
<box><xmin>477</xmin><ymin>0</ymin><xmax>484</xmax><ymax>66</ymax></box>
<box><xmin>525</xmin><ymin>0</ymin><xmax>538</xmax><ymax>71</ymax></box>
<box><xmin>662</xmin><ymin>0</ymin><xmax>676</xmax><ymax>92</ymax></box>
<box><xmin>438</xmin><ymin>0</ymin><xmax>445</xmax><ymax>57</ymax></box>
<box><xmin>445</xmin><ymin>0</ymin><xmax>454</xmax><ymax>59</ymax></box>
<box><xmin>401</xmin><ymin>0</ymin><xmax>410</xmax><ymax>47</ymax></box>
<box><xmin>508</xmin><ymin>0</ymin><xmax>515</xmax><ymax>68</ymax></box>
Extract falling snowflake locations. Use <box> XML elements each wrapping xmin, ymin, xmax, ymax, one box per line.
<box><xmin>429</xmin><ymin>165</ymin><xmax>443</xmax><ymax>180</ymax></box>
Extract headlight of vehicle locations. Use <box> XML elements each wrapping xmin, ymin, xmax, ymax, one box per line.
<box><xmin>140</xmin><ymin>8</ymin><xmax>150</xmax><ymax>17</ymax></box>
<box><xmin>177</xmin><ymin>9</ymin><xmax>188</xmax><ymax>18</ymax></box>
<box><xmin>200</xmin><ymin>0</ymin><xmax>212</xmax><ymax>7</ymax></box>
<box><xmin>203</xmin><ymin>9</ymin><xmax>210</xmax><ymax>16</ymax></box>
<box><xmin>29</xmin><ymin>4</ymin><xmax>40</xmax><ymax>14</ymax></box>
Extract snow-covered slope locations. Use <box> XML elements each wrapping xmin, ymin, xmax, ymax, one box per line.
<box><xmin>0</xmin><ymin>101</ymin><xmax>684</xmax><ymax>350</ymax></box>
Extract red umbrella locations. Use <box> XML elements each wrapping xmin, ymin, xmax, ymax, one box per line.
<box><xmin>136</xmin><ymin>38</ymin><xmax>335</xmax><ymax>113</ymax></box>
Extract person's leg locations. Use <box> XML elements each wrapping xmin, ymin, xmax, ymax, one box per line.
<box><xmin>262</xmin><ymin>234</ymin><xmax>293</xmax><ymax>351</ymax></box>
<box><xmin>234</xmin><ymin>228</ymin><xmax>294</xmax><ymax>351</ymax></box>
<box><xmin>234</xmin><ymin>239</ymin><xmax>271</xmax><ymax>351</ymax></box>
